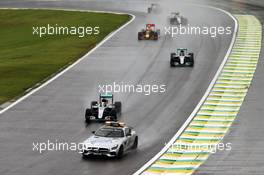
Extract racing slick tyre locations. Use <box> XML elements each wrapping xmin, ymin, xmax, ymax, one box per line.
<box><xmin>154</xmin><ymin>32</ymin><xmax>158</xmax><ymax>40</ymax></box>
<box><xmin>171</xmin><ymin>53</ymin><xmax>176</xmax><ymax>59</ymax></box>
<box><xmin>138</xmin><ymin>32</ymin><xmax>142</xmax><ymax>40</ymax></box>
<box><xmin>132</xmin><ymin>137</ymin><xmax>138</xmax><ymax>149</ymax></box>
<box><xmin>117</xmin><ymin>146</ymin><xmax>124</xmax><ymax>158</ymax></box>
<box><xmin>170</xmin><ymin>61</ymin><xmax>175</xmax><ymax>67</ymax></box>
<box><xmin>189</xmin><ymin>53</ymin><xmax>194</xmax><ymax>67</ymax></box>
<box><xmin>90</xmin><ymin>101</ymin><xmax>97</xmax><ymax>108</ymax></box>
<box><xmin>82</xmin><ymin>151</ymin><xmax>90</xmax><ymax>159</ymax></box>
<box><xmin>85</xmin><ymin>109</ymin><xmax>92</xmax><ymax>123</ymax></box>
<box><xmin>189</xmin><ymin>59</ymin><xmax>194</xmax><ymax>67</ymax></box>
<box><xmin>189</xmin><ymin>53</ymin><xmax>194</xmax><ymax>58</ymax></box>
<box><xmin>114</xmin><ymin>101</ymin><xmax>122</xmax><ymax>115</ymax></box>
<box><xmin>170</xmin><ymin>53</ymin><xmax>176</xmax><ymax>67</ymax></box>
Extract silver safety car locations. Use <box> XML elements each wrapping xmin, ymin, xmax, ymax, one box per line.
<box><xmin>82</xmin><ymin>122</ymin><xmax>138</xmax><ymax>158</ymax></box>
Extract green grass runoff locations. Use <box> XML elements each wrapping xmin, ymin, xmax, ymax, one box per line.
<box><xmin>0</xmin><ymin>9</ymin><xmax>130</xmax><ymax>105</ymax></box>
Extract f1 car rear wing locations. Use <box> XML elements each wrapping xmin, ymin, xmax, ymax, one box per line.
<box><xmin>177</xmin><ymin>48</ymin><xmax>188</xmax><ymax>52</ymax></box>
<box><xmin>100</xmin><ymin>93</ymin><xmax>113</xmax><ymax>98</ymax></box>
<box><xmin>100</xmin><ymin>93</ymin><xmax>114</xmax><ymax>103</ymax></box>
<box><xmin>146</xmin><ymin>24</ymin><xmax>155</xmax><ymax>30</ymax></box>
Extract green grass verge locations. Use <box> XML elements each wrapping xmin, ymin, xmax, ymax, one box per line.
<box><xmin>0</xmin><ymin>9</ymin><xmax>130</xmax><ymax>105</ymax></box>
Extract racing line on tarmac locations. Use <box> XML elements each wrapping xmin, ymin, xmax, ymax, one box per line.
<box><xmin>136</xmin><ymin>15</ymin><xmax>262</xmax><ymax>175</ymax></box>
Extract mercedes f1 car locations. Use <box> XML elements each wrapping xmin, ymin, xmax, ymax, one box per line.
<box><xmin>85</xmin><ymin>93</ymin><xmax>121</xmax><ymax>123</ymax></box>
<box><xmin>169</xmin><ymin>12</ymin><xmax>183</xmax><ymax>25</ymax></box>
<box><xmin>82</xmin><ymin>121</ymin><xmax>138</xmax><ymax>158</ymax></box>
<box><xmin>138</xmin><ymin>24</ymin><xmax>160</xmax><ymax>41</ymax></box>
<box><xmin>170</xmin><ymin>48</ymin><xmax>194</xmax><ymax>67</ymax></box>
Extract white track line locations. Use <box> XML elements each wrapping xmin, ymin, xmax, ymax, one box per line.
<box><xmin>133</xmin><ymin>5</ymin><xmax>238</xmax><ymax>175</ymax></box>
<box><xmin>0</xmin><ymin>8</ymin><xmax>135</xmax><ymax>115</ymax></box>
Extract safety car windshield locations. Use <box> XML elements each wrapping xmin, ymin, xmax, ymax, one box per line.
<box><xmin>95</xmin><ymin>128</ymin><xmax>124</xmax><ymax>138</ymax></box>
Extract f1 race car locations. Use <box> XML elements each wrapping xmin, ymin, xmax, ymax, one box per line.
<box><xmin>138</xmin><ymin>24</ymin><xmax>160</xmax><ymax>41</ymax></box>
<box><xmin>85</xmin><ymin>93</ymin><xmax>122</xmax><ymax>123</ymax></box>
<box><xmin>82</xmin><ymin>121</ymin><xmax>138</xmax><ymax>158</ymax></box>
<box><xmin>169</xmin><ymin>12</ymin><xmax>183</xmax><ymax>25</ymax></box>
<box><xmin>170</xmin><ymin>48</ymin><xmax>194</xmax><ymax>67</ymax></box>
<box><xmin>147</xmin><ymin>3</ymin><xmax>157</xmax><ymax>13</ymax></box>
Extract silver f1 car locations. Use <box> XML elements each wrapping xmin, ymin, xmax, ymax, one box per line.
<box><xmin>82</xmin><ymin>122</ymin><xmax>138</xmax><ymax>158</ymax></box>
<box><xmin>170</xmin><ymin>48</ymin><xmax>194</xmax><ymax>67</ymax></box>
<box><xmin>169</xmin><ymin>12</ymin><xmax>183</xmax><ymax>25</ymax></box>
<box><xmin>85</xmin><ymin>93</ymin><xmax>121</xmax><ymax>123</ymax></box>
<box><xmin>147</xmin><ymin>3</ymin><xmax>157</xmax><ymax>13</ymax></box>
